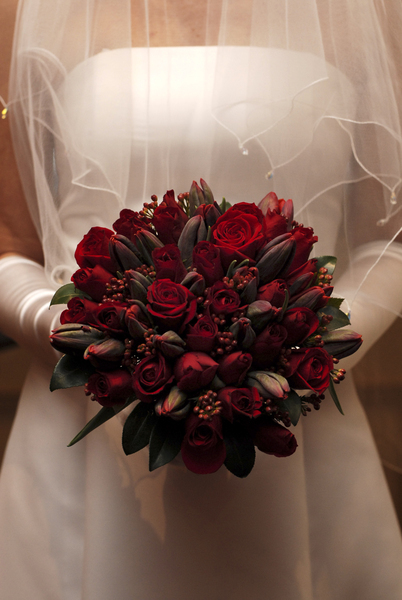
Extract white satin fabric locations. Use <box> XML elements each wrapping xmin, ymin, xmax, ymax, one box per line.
<box><xmin>1</xmin><ymin>46</ymin><xmax>402</xmax><ymax>600</ymax></box>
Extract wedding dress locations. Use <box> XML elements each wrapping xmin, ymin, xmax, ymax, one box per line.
<box><xmin>1</xmin><ymin>2</ymin><xmax>402</xmax><ymax>599</ymax></box>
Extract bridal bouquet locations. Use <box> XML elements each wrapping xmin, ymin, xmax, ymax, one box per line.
<box><xmin>50</xmin><ymin>181</ymin><xmax>362</xmax><ymax>476</ymax></box>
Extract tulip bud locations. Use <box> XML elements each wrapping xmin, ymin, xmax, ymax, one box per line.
<box><xmin>229</xmin><ymin>317</ymin><xmax>257</xmax><ymax>348</ymax></box>
<box><xmin>155</xmin><ymin>387</ymin><xmax>191</xmax><ymax>420</ymax></box>
<box><xmin>84</xmin><ymin>339</ymin><xmax>126</xmax><ymax>364</ymax></box>
<box><xmin>290</xmin><ymin>286</ymin><xmax>332</xmax><ymax>310</ymax></box>
<box><xmin>258</xmin><ymin>191</ymin><xmax>280</xmax><ymax>215</ymax></box>
<box><xmin>124</xmin><ymin>270</ymin><xmax>149</xmax><ymax>303</ymax></box>
<box><xmin>247</xmin><ymin>371</ymin><xmax>290</xmax><ymax>400</ymax></box>
<box><xmin>322</xmin><ymin>329</ymin><xmax>363</xmax><ymax>359</ymax></box>
<box><xmin>178</xmin><ymin>215</ymin><xmax>208</xmax><ymax>266</ymax></box>
<box><xmin>136</xmin><ymin>229</ymin><xmax>165</xmax><ymax>266</ymax></box>
<box><xmin>180</xmin><ymin>271</ymin><xmax>206</xmax><ymax>296</ymax></box>
<box><xmin>200</xmin><ymin>179</ymin><xmax>215</xmax><ymax>204</ymax></box>
<box><xmin>256</xmin><ymin>238</ymin><xmax>296</xmax><ymax>284</ymax></box>
<box><xmin>189</xmin><ymin>181</ymin><xmax>204</xmax><ymax>214</ymax></box>
<box><xmin>109</xmin><ymin>234</ymin><xmax>143</xmax><ymax>271</ymax></box>
<box><xmin>246</xmin><ymin>300</ymin><xmax>278</xmax><ymax>332</ymax></box>
<box><xmin>50</xmin><ymin>324</ymin><xmax>106</xmax><ymax>354</ymax></box>
<box><xmin>288</xmin><ymin>272</ymin><xmax>315</xmax><ymax>296</ymax></box>
<box><xmin>281</xmin><ymin>199</ymin><xmax>294</xmax><ymax>230</ymax></box>
<box><xmin>152</xmin><ymin>330</ymin><xmax>186</xmax><ymax>358</ymax></box>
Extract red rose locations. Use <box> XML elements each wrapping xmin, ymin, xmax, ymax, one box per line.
<box><xmin>256</xmin><ymin>279</ymin><xmax>288</xmax><ymax>307</ymax></box>
<box><xmin>147</xmin><ymin>280</ymin><xmax>197</xmax><ymax>332</ymax></box>
<box><xmin>210</xmin><ymin>206</ymin><xmax>265</xmax><ymax>269</ymax></box>
<box><xmin>152</xmin><ymin>244</ymin><xmax>187</xmax><ymax>283</ymax></box>
<box><xmin>174</xmin><ymin>352</ymin><xmax>218</xmax><ymax>392</ymax></box>
<box><xmin>217</xmin><ymin>351</ymin><xmax>253</xmax><ymax>385</ymax></box>
<box><xmin>286</xmin><ymin>348</ymin><xmax>333</xmax><ymax>394</ymax></box>
<box><xmin>288</xmin><ymin>226</ymin><xmax>318</xmax><ymax>271</ymax></box>
<box><xmin>87</xmin><ymin>369</ymin><xmax>132</xmax><ymax>407</ymax></box>
<box><xmin>285</xmin><ymin>259</ymin><xmax>317</xmax><ymax>287</ymax></box>
<box><xmin>281</xmin><ymin>307</ymin><xmax>319</xmax><ymax>346</ymax></box>
<box><xmin>152</xmin><ymin>190</ymin><xmax>188</xmax><ymax>245</ymax></box>
<box><xmin>253</xmin><ymin>419</ymin><xmax>298</xmax><ymax>457</ymax></box>
<box><xmin>229</xmin><ymin>202</ymin><xmax>264</xmax><ymax>221</ymax></box>
<box><xmin>132</xmin><ymin>353</ymin><xmax>174</xmax><ymax>402</ymax></box>
<box><xmin>91</xmin><ymin>302</ymin><xmax>127</xmax><ymax>336</ymax></box>
<box><xmin>207</xmin><ymin>282</ymin><xmax>242</xmax><ymax>317</ymax></box>
<box><xmin>249</xmin><ymin>323</ymin><xmax>288</xmax><ymax>368</ymax></box>
<box><xmin>113</xmin><ymin>208</ymin><xmax>151</xmax><ymax>240</ymax></box>
<box><xmin>181</xmin><ymin>413</ymin><xmax>226</xmax><ymax>474</ymax></box>
<box><xmin>186</xmin><ymin>315</ymin><xmax>218</xmax><ymax>353</ymax></box>
<box><xmin>74</xmin><ymin>227</ymin><xmax>115</xmax><ymax>272</ymax></box>
<box><xmin>71</xmin><ymin>264</ymin><xmax>114</xmax><ymax>302</ymax></box>
<box><xmin>263</xmin><ymin>210</ymin><xmax>288</xmax><ymax>241</ymax></box>
<box><xmin>192</xmin><ymin>241</ymin><xmax>224</xmax><ymax>287</ymax></box>
<box><xmin>60</xmin><ymin>297</ymin><xmax>99</xmax><ymax>324</ymax></box>
<box><xmin>218</xmin><ymin>386</ymin><xmax>262</xmax><ymax>421</ymax></box>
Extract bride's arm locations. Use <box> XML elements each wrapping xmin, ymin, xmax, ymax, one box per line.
<box><xmin>0</xmin><ymin>1</ymin><xmax>61</xmax><ymax>363</ymax></box>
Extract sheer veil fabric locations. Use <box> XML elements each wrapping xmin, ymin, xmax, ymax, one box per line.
<box><xmin>2</xmin><ymin>0</ymin><xmax>402</xmax><ymax>598</ymax></box>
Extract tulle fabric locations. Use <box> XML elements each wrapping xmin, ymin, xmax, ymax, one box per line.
<box><xmin>8</xmin><ymin>0</ymin><xmax>402</xmax><ymax>318</ymax></box>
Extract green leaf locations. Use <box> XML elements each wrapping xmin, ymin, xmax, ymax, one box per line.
<box><xmin>223</xmin><ymin>423</ymin><xmax>255</xmax><ymax>478</ymax></box>
<box><xmin>315</xmin><ymin>256</ymin><xmax>337</xmax><ymax>277</ymax></box>
<box><xmin>318</xmin><ymin>305</ymin><xmax>350</xmax><ymax>331</ymax></box>
<box><xmin>149</xmin><ymin>418</ymin><xmax>184</xmax><ymax>471</ymax></box>
<box><xmin>122</xmin><ymin>402</ymin><xmax>157</xmax><ymax>456</ymax></box>
<box><xmin>329</xmin><ymin>378</ymin><xmax>344</xmax><ymax>415</ymax></box>
<box><xmin>280</xmin><ymin>390</ymin><xmax>302</xmax><ymax>426</ymax></box>
<box><xmin>68</xmin><ymin>406</ymin><xmax>116</xmax><ymax>447</ymax></box>
<box><xmin>50</xmin><ymin>354</ymin><xmax>95</xmax><ymax>391</ymax></box>
<box><xmin>220</xmin><ymin>197</ymin><xmax>232</xmax><ymax>213</ymax></box>
<box><xmin>326</xmin><ymin>297</ymin><xmax>343</xmax><ymax>309</ymax></box>
<box><xmin>50</xmin><ymin>283</ymin><xmax>92</xmax><ymax>306</ymax></box>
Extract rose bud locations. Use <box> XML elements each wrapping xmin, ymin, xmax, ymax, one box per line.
<box><xmin>91</xmin><ymin>302</ymin><xmax>127</xmax><ymax>336</ymax></box>
<box><xmin>192</xmin><ymin>241</ymin><xmax>224</xmax><ymax>287</ymax></box>
<box><xmin>178</xmin><ymin>215</ymin><xmax>208</xmax><ymax>267</ymax></box>
<box><xmin>60</xmin><ymin>297</ymin><xmax>99</xmax><ymax>325</ymax></box>
<box><xmin>174</xmin><ymin>352</ymin><xmax>219</xmax><ymax>393</ymax></box>
<box><xmin>281</xmin><ymin>307</ymin><xmax>320</xmax><ymax>346</ymax></box>
<box><xmin>113</xmin><ymin>208</ymin><xmax>151</xmax><ymax>241</ymax></box>
<box><xmin>207</xmin><ymin>282</ymin><xmax>243</xmax><ymax>317</ymax></box>
<box><xmin>155</xmin><ymin>387</ymin><xmax>191</xmax><ymax>420</ymax></box>
<box><xmin>218</xmin><ymin>386</ymin><xmax>262</xmax><ymax>422</ymax></box>
<box><xmin>86</xmin><ymin>369</ymin><xmax>133</xmax><ymax>407</ymax></box>
<box><xmin>181</xmin><ymin>413</ymin><xmax>226</xmax><ymax>474</ymax></box>
<box><xmin>257</xmin><ymin>279</ymin><xmax>288</xmax><ymax>307</ymax></box>
<box><xmin>322</xmin><ymin>329</ymin><xmax>363</xmax><ymax>359</ymax></box>
<box><xmin>152</xmin><ymin>189</ymin><xmax>188</xmax><ymax>245</ymax></box>
<box><xmin>75</xmin><ymin>226</ymin><xmax>115</xmax><ymax>272</ymax></box>
<box><xmin>186</xmin><ymin>315</ymin><xmax>218</xmax><ymax>354</ymax></box>
<box><xmin>153</xmin><ymin>330</ymin><xmax>186</xmax><ymax>358</ymax></box>
<box><xmin>217</xmin><ymin>351</ymin><xmax>253</xmax><ymax>385</ymax></box>
<box><xmin>194</xmin><ymin>202</ymin><xmax>222</xmax><ymax>229</ymax></box>
<box><xmin>246</xmin><ymin>371</ymin><xmax>290</xmax><ymax>400</ymax></box>
<box><xmin>229</xmin><ymin>317</ymin><xmax>256</xmax><ymax>349</ymax></box>
<box><xmin>84</xmin><ymin>338</ymin><xmax>126</xmax><ymax>367</ymax></box>
<box><xmin>71</xmin><ymin>265</ymin><xmax>114</xmax><ymax>302</ymax></box>
<box><xmin>288</xmin><ymin>226</ymin><xmax>318</xmax><ymax>271</ymax></box>
<box><xmin>109</xmin><ymin>234</ymin><xmax>143</xmax><ymax>271</ymax></box>
<box><xmin>50</xmin><ymin>323</ymin><xmax>106</xmax><ymax>354</ymax></box>
<box><xmin>285</xmin><ymin>348</ymin><xmax>333</xmax><ymax>394</ymax></box>
<box><xmin>152</xmin><ymin>244</ymin><xmax>187</xmax><ymax>283</ymax></box>
<box><xmin>253</xmin><ymin>418</ymin><xmax>297</xmax><ymax>457</ymax></box>
<box><xmin>180</xmin><ymin>271</ymin><xmax>206</xmax><ymax>297</ymax></box>
<box><xmin>147</xmin><ymin>279</ymin><xmax>197</xmax><ymax>332</ymax></box>
<box><xmin>132</xmin><ymin>353</ymin><xmax>174</xmax><ymax>402</ymax></box>
<box><xmin>289</xmin><ymin>286</ymin><xmax>332</xmax><ymax>310</ymax></box>
<box><xmin>246</xmin><ymin>300</ymin><xmax>278</xmax><ymax>332</ymax></box>
<box><xmin>135</xmin><ymin>229</ymin><xmax>164</xmax><ymax>266</ymax></box>
<box><xmin>249</xmin><ymin>323</ymin><xmax>288</xmax><ymax>368</ymax></box>
<box><xmin>255</xmin><ymin>237</ymin><xmax>296</xmax><ymax>285</ymax></box>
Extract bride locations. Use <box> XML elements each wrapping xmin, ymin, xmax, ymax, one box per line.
<box><xmin>0</xmin><ymin>1</ymin><xmax>402</xmax><ymax>598</ymax></box>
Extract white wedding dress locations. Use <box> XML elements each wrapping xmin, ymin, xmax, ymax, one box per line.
<box><xmin>1</xmin><ymin>46</ymin><xmax>402</xmax><ymax>600</ymax></box>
